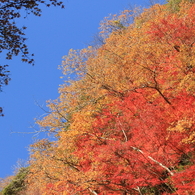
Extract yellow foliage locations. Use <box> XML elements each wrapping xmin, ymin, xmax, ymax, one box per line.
<box><xmin>25</xmin><ymin>1</ymin><xmax>195</xmax><ymax>193</ymax></box>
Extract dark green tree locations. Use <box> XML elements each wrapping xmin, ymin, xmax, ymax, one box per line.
<box><xmin>1</xmin><ymin>167</ymin><xmax>29</xmax><ymax>195</ymax></box>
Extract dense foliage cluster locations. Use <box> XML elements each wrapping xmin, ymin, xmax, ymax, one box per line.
<box><xmin>2</xmin><ymin>0</ymin><xmax>195</xmax><ymax>194</ymax></box>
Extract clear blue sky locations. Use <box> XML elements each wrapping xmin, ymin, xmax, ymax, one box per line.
<box><xmin>0</xmin><ymin>0</ymin><xmax>165</xmax><ymax>178</ymax></box>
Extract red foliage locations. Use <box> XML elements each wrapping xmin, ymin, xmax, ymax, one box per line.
<box><xmin>75</xmin><ymin>89</ymin><xmax>195</xmax><ymax>193</ymax></box>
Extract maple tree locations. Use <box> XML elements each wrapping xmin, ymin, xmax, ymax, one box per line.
<box><xmin>74</xmin><ymin>90</ymin><xmax>195</xmax><ymax>194</ymax></box>
<box><xmin>2</xmin><ymin>0</ymin><xmax>195</xmax><ymax>194</ymax></box>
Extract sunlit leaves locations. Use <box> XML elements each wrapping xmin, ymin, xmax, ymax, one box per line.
<box><xmin>17</xmin><ymin>0</ymin><xmax>195</xmax><ymax>194</ymax></box>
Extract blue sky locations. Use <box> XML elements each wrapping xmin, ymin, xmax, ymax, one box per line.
<box><xmin>0</xmin><ymin>0</ymin><xmax>165</xmax><ymax>178</ymax></box>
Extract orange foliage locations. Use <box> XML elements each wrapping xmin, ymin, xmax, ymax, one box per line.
<box><xmin>22</xmin><ymin>1</ymin><xmax>195</xmax><ymax>194</ymax></box>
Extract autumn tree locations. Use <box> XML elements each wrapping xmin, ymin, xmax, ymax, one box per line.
<box><xmin>74</xmin><ymin>90</ymin><xmax>195</xmax><ymax>194</ymax></box>
<box><xmin>16</xmin><ymin>0</ymin><xmax>195</xmax><ymax>194</ymax></box>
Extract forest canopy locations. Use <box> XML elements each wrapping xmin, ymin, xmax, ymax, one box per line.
<box><xmin>1</xmin><ymin>0</ymin><xmax>195</xmax><ymax>194</ymax></box>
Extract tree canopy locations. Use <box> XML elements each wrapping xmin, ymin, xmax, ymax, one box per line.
<box><xmin>1</xmin><ymin>0</ymin><xmax>195</xmax><ymax>194</ymax></box>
